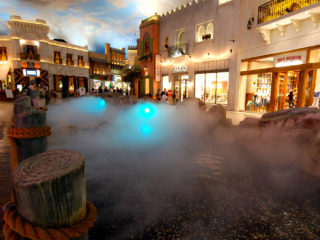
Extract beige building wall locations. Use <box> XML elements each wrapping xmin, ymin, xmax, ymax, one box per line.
<box><xmin>159</xmin><ymin>0</ymin><xmax>240</xmax><ymax>110</ymax></box>
<box><xmin>0</xmin><ymin>15</ymin><xmax>89</xmax><ymax>91</ymax></box>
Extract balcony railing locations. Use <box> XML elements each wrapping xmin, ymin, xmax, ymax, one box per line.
<box><xmin>168</xmin><ymin>43</ymin><xmax>189</xmax><ymax>58</ymax></box>
<box><xmin>258</xmin><ymin>0</ymin><xmax>320</xmax><ymax>24</ymax></box>
<box><xmin>20</xmin><ymin>52</ymin><xmax>40</xmax><ymax>60</ymax></box>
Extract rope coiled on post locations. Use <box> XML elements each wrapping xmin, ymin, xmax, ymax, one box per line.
<box><xmin>2</xmin><ymin>201</ymin><xmax>97</xmax><ymax>240</ymax></box>
<box><xmin>8</xmin><ymin>126</ymin><xmax>52</xmax><ymax>171</ymax></box>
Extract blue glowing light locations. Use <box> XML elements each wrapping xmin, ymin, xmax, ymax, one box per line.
<box><xmin>141</xmin><ymin>125</ymin><xmax>152</xmax><ymax>135</ymax></box>
<box><xmin>144</xmin><ymin>108</ymin><xmax>150</xmax><ymax>113</ymax></box>
<box><xmin>138</xmin><ymin>103</ymin><xmax>156</xmax><ymax>119</ymax></box>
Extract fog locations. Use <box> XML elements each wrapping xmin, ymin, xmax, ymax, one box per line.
<box><xmin>47</xmin><ymin>97</ymin><xmax>320</xmax><ymax>239</ymax></box>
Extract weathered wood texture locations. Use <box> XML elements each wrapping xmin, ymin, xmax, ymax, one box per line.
<box><xmin>13</xmin><ymin>150</ymin><xmax>87</xmax><ymax>229</ymax></box>
<box><xmin>14</xmin><ymin>95</ymin><xmax>48</xmax><ymax>163</ymax></box>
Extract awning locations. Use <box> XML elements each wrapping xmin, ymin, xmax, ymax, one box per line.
<box><xmin>0</xmin><ymin>65</ymin><xmax>9</xmax><ymax>81</ymax></box>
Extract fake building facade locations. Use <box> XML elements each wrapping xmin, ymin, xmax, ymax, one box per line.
<box><xmin>139</xmin><ymin>0</ymin><xmax>320</xmax><ymax>111</ymax></box>
<box><xmin>0</xmin><ymin>15</ymin><xmax>89</xmax><ymax>96</ymax></box>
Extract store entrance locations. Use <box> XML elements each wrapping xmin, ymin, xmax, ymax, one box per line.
<box><xmin>174</xmin><ymin>74</ymin><xmax>189</xmax><ymax>103</ymax></box>
<box><xmin>277</xmin><ymin>71</ymin><xmax>300</xmax><ymax>111</ymax></box>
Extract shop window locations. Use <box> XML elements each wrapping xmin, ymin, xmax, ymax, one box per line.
<box><xmin>162</xmin><ymin>76</ymin><xmax>171</xmax><ymax>90</ymax></box>
<box><xmin>0</xmin><ymin>47</ymin><xmax>7</xmax><ymax>61</ymax></box>
<box><xmin>195</xmin><ymin>72</ymin><xmax>229</xmax><ymax>104</ymax></box>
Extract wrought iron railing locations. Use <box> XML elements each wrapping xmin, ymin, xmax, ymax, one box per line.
<box><xmin>258</xmin><ymin>0</ymin><xmax>320</xmax><ymax>24</ymax></box>
<box><xmin>168</xmin><ymin>43</ymin><xmax>189</xmax><ymax>58</ymax></box>
<box><xmin>20</xmin><ymin>52</ymin><xmax>40</xmax><ymax>60</ymax></box>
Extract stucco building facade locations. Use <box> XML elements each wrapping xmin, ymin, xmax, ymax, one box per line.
<box><xmin>0</xmin><ymin>15</ymin><xmax>89</xmax><ymax>96</ymax></box>
<box><xmin>140</xmin><ymin>0</ymin><xmax>320</xmax><ymax>111</ymax></box>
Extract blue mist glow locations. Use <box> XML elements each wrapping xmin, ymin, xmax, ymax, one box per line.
<box><xmin>138</xmin><ymin>103</ymin><xmax>156</xmax><ymax>119</ymax></box>
<box><xmin>141</xmin><ymin>125</ymin><xmax>152</xmax><ymax>135</ymax></box>
<box><xmin>73</xmin><ymin>97</ymin><xmax>106</xmax><ymax>115</ymax></box>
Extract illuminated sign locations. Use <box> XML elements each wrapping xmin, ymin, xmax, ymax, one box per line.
<box><xmin>113</xmin><ymin>75</ymin><xmax>121</xmax><ymax>82</ymax></box>
<box><xmin>274</xmin><ymin>51</ymin><xmax>306</xmax><ymax>67</ymax></box>
<box><xmin>23</xmin><ymin>69</ymin><xmax>40</xmax><ymax>76</ymax></box>
<box><xmin>173</xmin><ymin>66</ymin><xmax>187</xmax><ymax>73</ymax></box>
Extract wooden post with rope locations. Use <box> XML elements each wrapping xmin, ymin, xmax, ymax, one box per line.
<box><xmin>3</xmin><ymin>90</ymin><xmax>97</xmax><ymax>239</ymax></box>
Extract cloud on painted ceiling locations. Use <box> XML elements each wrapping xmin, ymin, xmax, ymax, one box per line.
<box><xmin>108</xmin><ymin>0</ymin><xmax>191</xmax><ymax>16</ymax></box>
<box><xmin>0</xmin><ymin>19</ymin><xmax>9</xmax><ymax>35</ymax></box>
<box><xmin>16</xmin><ymin>0</ymin><xmax>93</xmax><ymax>11</ymax></box>
<box><xmin>1</xmin><ymin>0</ymin><xmax>191</xmax><ymax>53</ymax></box>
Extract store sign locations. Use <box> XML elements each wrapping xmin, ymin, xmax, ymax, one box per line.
<box><xmin>155</xmin><ymin>55</ymin><xmax>161</xmax><ymax>82</ymax></box>
<box><xmin>173</xmin><ymin>66</ymin><xmax>187</xmax><ymax>73</ymax></box>
<box><xmin>274</xmin><ymin>51</ymin><xmax>307</xmax><ymax>68</ymax></box>
<box><xmin>113</xmin><ymin>75</ymin><xmax>122</xmax><ymax>82</ymax></box>
<box><xmin>23</xmin><ymin>69</ymin><xmax>40</xmax><ymax>77</ymax></box>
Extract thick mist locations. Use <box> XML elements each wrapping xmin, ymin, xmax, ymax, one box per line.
<box><xmin>48</xmin><ymin>97</ymin><xmax>320</xmax><ymax>239</ymax></box>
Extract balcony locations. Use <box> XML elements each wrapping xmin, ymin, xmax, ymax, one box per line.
<box><xmin>257</xmin><ymin>0</ymin><xmax>320</xmax><ymax>44</ymax></box>
<box><xmin>20</xmin><ymin>52</ymin><xmax>40</xmax><ymax>61</ymax></box>
<box><xmin>258</xmin><ymin>0</ymin><xmax>320</xmax><ymax>24</ymax></box>
<box><xmin>168</xmin><ymin>43</ymin><xmax>189</xmax><ymax>58</ymax></box>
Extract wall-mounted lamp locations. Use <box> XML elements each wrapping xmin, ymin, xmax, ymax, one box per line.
<box><xmin>207</xmin><ymin>53</ymin><xmax>210</xmax><ymax>56</ymax></box>
<box><xmin>247</xmin><ymin>17</ymin><xmax>254</xmax><ymax>30</ymax></box>
<box><xmin>230</xmin><ymin>49</ymin><xmax>233</xmax><ymax>54</ymax></box>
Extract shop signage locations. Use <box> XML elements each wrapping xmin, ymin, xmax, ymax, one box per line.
<box><xmin>156</xmin><ymin>55</ymin><xmax>161</xmax><ymax>82</ymax></box>
<box><xmin>274</xmin><ymin>51</ymin><xmax>307</xmax><ymax>68</ymax></box>
<box><xmin>23</xmin><ymin>69</ymin><xmax>40</xmax><ymax>77</ymax></box>
<box><xmin>173</xmin><ymin>66</ymin><xmax>187</xmax><ymax>73</ymax></box>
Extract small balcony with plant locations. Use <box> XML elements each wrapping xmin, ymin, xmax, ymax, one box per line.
<box><xmin>168</xmin><ymin>43</ymin><xmax>189</xmax><ymax>58</ymax></box>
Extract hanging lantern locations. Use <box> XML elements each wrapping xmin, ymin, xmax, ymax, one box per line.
<box><xmin>35</xmin><ymin>62</ymin><xmax>40</xmax><ymax>69</ymax></box>
<box><xmin>21</xmin><ymin>61</ymin><xmax>27</xmax><ymax>69</ymax></box>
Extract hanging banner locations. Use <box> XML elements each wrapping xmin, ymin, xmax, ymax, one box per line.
<box><xmin>155</xmin><ymin>55</ymin><xmax>161</xmax><ymax>82</ymax></box>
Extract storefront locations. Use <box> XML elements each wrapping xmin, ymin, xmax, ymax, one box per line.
<box><xmin>14</xmin><ymin>68</ymin><xmax>48</xmax><ymax>92</ymax></box>
<box><xmin>54</xmin><ymin>75</ymin><xmax>88</xmax><ymax>97</ymax></box>
<box><xmin>195</xmin><ymin>72</ymin><xmax>229</xmax><ymax>104</ymax></box>
<box><xmin>241</xmin><ymin>48</ymin><xmax>320</xmax><ymax>112</ymax></box>
<box><xmin>160</xmin><ymin>59</ymin><xmax>230</xmax><ymax>104</ymax></box>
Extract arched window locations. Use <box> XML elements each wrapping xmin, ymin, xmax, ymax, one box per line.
<box><xmin>206</xmin><ymin>23</ymin><xmax>214</xmax><ymax>39</ymax></box>
<box><xmin>178</xmin><ymin>31</ymin><xmax>185</xmax><ymax>45</ymax></box>
<box><xmin>198</xmin><ymin>25</ymin><xmax>205</xmax><ymax>42</ymax></box>
<box><xmin>164</xmin><ymin>36</ymin><xmax>169</xmax><ymax>50</ymax></box>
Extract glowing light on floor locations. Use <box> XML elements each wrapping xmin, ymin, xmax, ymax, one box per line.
<box><xmin>141</xmin><ymin>125</ymin><xmax>152</xmax><ymax>135</ymax></box>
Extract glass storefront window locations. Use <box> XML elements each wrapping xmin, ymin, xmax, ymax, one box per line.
<box><xmin>93</xmin><ymin>80</ymin><xmax>102</xmax><ymax>89</ymax></box>
<box><xmin>195</xmin><ymin>74</ymin><xmax>205</xmax><ymax>101</ymax></box>
<box><xmin>195</xmin><ymin>72</ymin><xmax>229</xmax><ymax>104</ymax></box>
<box><xmin>162</xmin><ymin>76</ymin><xmax>171</xmax><ymax>90</ymax></box>
<box><xmin>216</xmin><ymin>72</ymin><xmax>229</xmax><ymax>104</ymax></box>
<box><xmin>205</xmin><ymin>73</ymin><xmax>216</xmax><ymax>104</ymax></box>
